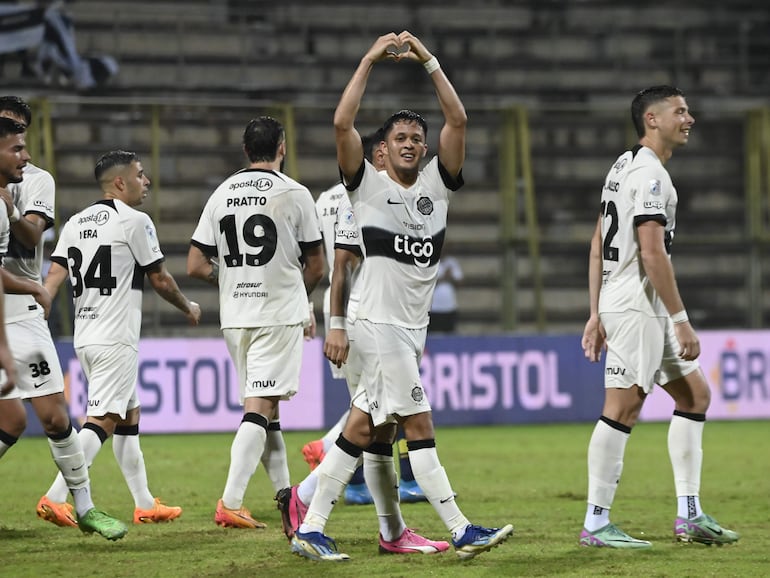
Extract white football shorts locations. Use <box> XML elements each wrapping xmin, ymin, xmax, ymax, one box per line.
<box><xmin>601</xmin><ymin>310</ymin><xmax>699</xmax><ymax>394</ymax></box>
<box><xmin>223</xmin><ymin>324</ymin><xmax>303</xmax><ymax>404</ymax></box>
<box><xmin>352</xmin><ymin>319</ymin><xmax>431</xmax><ymax>427</ymax></box>
<box><xmin>0</xmin><ymin>314</ymin><xmax>65</xmax><ymax>400</ymax></box>
<box><xmin>76</xmin><ymin>343</ymin><xmax>140</xmax><ymax>419</ymax></box>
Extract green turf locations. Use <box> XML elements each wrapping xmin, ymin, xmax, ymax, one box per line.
<box><xmin>1</xmin><ymin>421</ymin><xmax>766</xmax><ymax>577</ymax></box>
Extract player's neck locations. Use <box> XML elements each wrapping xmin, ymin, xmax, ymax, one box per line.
<box><xmin>387</xmin><ymin>166</ymin><xmax>418</xmax><ymax>188</ymax></box>
<box><xmin>639</xmin><ymin>137</ymin><xmax>673</xmax><ymax>165</ymax></box>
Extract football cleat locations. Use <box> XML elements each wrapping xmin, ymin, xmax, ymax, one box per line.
<box><xmin>78</xmin><ymin>508</ymin><xmax>128</xmax><ymax>541</ymax></box>
<box><xmin>134</xmin><ymin>497</ymin><xmax>182</xmax><ymax>524</ymax></box>
<box><xmin>378</xmin><ymin>527</ymin><xmax>450</xmax><ymax>554</ymax></box>
<box><xmin>276</xmin><ymin>485</ymin><xmax>307</xmax><ymax>540</ymax></box>
<box><xmin>453</xmin><ymin>523</ymin><xmax>514</xmax><ymax>559</ymax></box>
<box><xmin>344</xmin><ymin>482</ymin><xmax>373</xmax><ymax>505</ymax></box>
<box><xmin>214</xmin><ymin>499</ymin><xmax>266</xmax><ymax>529</ymax></box>
<box><xmin>291</xmin><ymin>530</ymin><xmax>350</xmax><ymax>561</ymax></box>
<box><xmin>398</xmin><ymin>479</ymin><xmax>428</xmax><ymax>503</ymax></box>
<box><xmin>674</xmin><ymin>513</ymin><xmax>740</xmax><ymax>545</ymax></box>
<box><xmin>36</xmin><ymin>495</ymin><xmax>77</xmax><ymax>528</ymax></box>
<box><xmin>301</xmin><ymin>439</ymin><xmax>325</xmax><ymax>471</ymax></box>
<box><xmin>579</xmin><ymin>523</ymin><xmax>652</xmax><ymax>549</ymax></box>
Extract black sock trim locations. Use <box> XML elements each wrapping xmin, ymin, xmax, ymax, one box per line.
<box><xmin>406</xmin><ymin>439</ymin><xmax>436</xmax><ymax>452</ymax></box>
<box><xmin>673</xmin><ymin>410</ymin><xmax>706</xmax><ymax>422</ymax></box>
<box><xmin>114</xmin><ymin>424</ymin><xmax>139</xmax><ymax>436</ymax></box>
<box><xmin>267</xmin><ymin>421</ymin><xmax>281</xmax><ymax>431</ymax></box>
<box><xmin>335</xmin><ymin>434</ymin><xmax>364</xmax><ymax>458</ymax></box>
<box><xmin>242</xmin><ymin>412</ymin><xmax>269</xmax><ymax>430</ymax></box>
<box><xmin>599</xmin><ymin>415</ymin><xmax>632</xmax><ymax>434</ymax></box>
<box><xmin>83</xmin><ymin>422</ymin><xmax>109</xmax><ymax>444</ymax></box>
<box><xmin>0</xmin><ymin>428</ymin><xmax>19</xmax><ymax>446</ymax></box>
<box><xmin>364</xmin><ymin>442</ymin><xmax>393</xmax><ymax>456</ymax></box>
<box><xmin>47</xmin><ymin>421</ymin><xmax>74</xmax><ymax>441</ymax></box>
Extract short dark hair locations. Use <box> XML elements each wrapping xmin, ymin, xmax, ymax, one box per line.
<box><xmin>631</xmin><ymin>85</ymin><xmax>685</xmax><ymax>138</ymax></box>
<box><xmin>361</xmin><ymin>127</ymin><xmax>385</xmax><ymax>163</ymax></box>
<box><xmin>243</xmin><ymin>116</ymin><xmax>285</xmax><ymax>163</ymax></box>
<box><xmin>0</xmin><ymin>96</ymin><xmax>32</xmax><ymax>127</ymax></box>
<box><xmin>94</xmin><ymin>150</ymin><xmax>139</xmax><ymax>182</ymax></box>
<box><xmin>382</xmin><ymin>110</ymin><xmax>428</xmax><ymax>139</ymax></box>
<box><xmin>0</xmin><ymin>117</ymin><xmax>27</xmax><ymax>139</ymax></box>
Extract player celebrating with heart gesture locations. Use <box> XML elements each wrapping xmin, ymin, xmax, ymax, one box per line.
<box><xmin>289</xmin><ymin>31</ymin><xmax>513</xmax><ymax>562</ymax></box>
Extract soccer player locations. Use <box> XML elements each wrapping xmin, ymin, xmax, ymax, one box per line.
<box><xmin>0</xmin><ymin>107</ymin><xmax>126</xmax><ymax>540</ymax></box>
<box><xmin>280</xmin><ymin>149</ymin><xmax>445</xmax><ymax>555</ymax></box>
<box><xmin>187</xmin><ymin>116</ymin><xmax>325</xmax><ymax>529</ymax></box>
<box><xmin>580</xmin><ymin>85</ymin><xmax>740</xmax><ymax>548</ymax></box>
<box><xmin>289</xmin><ymin>31</ymin><xmax>513</xmax><ymax>562</ymax></box>
<box><xmin>41</xmin><ymin>150</ymin><xmax>198</xmax><ymax>526</ymax></box>
<box><xmin>300</xmin><ymin>129</ymin><xmax>389</xmax><ymax>507</ymax></box>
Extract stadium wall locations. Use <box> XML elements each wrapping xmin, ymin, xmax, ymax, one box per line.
<box><xmin>22</xmin><ymin>331</ymin><xmax>770</xmax><ymax>436</ymax></box>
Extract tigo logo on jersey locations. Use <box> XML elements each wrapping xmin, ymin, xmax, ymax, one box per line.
<box><xmin>394</xmin><ymin>234</ymin><xmax>434</xmax><ymax>268</ymax></box>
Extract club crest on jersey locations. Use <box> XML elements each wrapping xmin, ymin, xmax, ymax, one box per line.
<box><xmin>411</xmin><ymin>385</ymin><xmax>424</xmax><ymax>403</ymax></box>
<box><xmin>416</xmin><ymin>196</ymin><xmax>433</xmax><ymax>215</ymax></box>
<box><xmin>649</xmin><ymin>179</ymin><xmax>661</xmax><ymax>196</ymax></box>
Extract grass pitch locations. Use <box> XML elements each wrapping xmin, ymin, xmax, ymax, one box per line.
<box><xmin>0</xmin><ymin>421</ymin><xmax>767</xmax><ymax>577</ymax></box>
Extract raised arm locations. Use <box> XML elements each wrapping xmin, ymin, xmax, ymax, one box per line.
<box><xmin>398</xmin><ymin>30</ymin><xmax>467</xmax><ymax>178</ymax></box>
<box><xmin>334</xmin><ymin>33</ymin><xmax>401</xmax><ymax>183</ymax></box>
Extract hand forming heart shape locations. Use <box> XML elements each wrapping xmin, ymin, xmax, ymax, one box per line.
<box><xmin>386</xmin><ymin>41</ymin><xmax>411</xmax><ymax>57</ymax></box>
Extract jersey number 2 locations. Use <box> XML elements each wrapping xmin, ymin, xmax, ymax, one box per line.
<box><xmin>68</xmin><ymin>245</ymin><xmax>118</xmax><ymax>297</ymax></box>
<box><xmin>600</xmin><ymin>200</ymin><xmax>619</xmax><ymax>262</ymax></box>
<box><xmin>219</xmin><ymin>214</ymin><xmax>277</xmax><ymax>267</ymax></box>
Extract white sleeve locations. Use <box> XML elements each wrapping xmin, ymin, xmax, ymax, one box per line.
<box><xmin>127</xmin><ymin>212</ymin><xmax>164</xmax><ymax>268</ymax></box>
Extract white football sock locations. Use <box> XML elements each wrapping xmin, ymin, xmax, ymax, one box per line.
<box><xmin>47</xmin><ymin>426</ymin><xmax>103</xmax><ymax>503</ymax></box>
<box><xmin>260</xmin><ymin>424</ymin><xmax>289</xmax><ymax>492</ymax></box>
<box><xmin>113</xmin><ymin>434</ymin><xmax>155</xmax><ymax>510</ymax></box>
<box><xmin>300</xmin><ymin>444</ymin><xmax>358</xmax><ymax>534</ymax></box>
<box><xmin>585</xmin><ymin>419</ymin><xmax>630</xmax><ymax>530</ymax></box>
<box><xmin>47</xmin><ymin>427</ymin><xmax>94</xmax><ymax>517</ymax></box>
<box><xmin>297</xmin><ymin>470</ymin><xmax>318</xmax><ymax>505</ymax></box>
<box><xmin>363</xmin><ymin>451</ymin><xmax>405</xmax><ymax>542</ymax></box>
<box><xmin>322</xmin><ymin>411</ymin><xmax>349</xmax><ymax>453</ymax></box>
<box><xmin>222</xmin><ymin>420</ymin><xmax>266</xmax><ymax>510</ymax></box>
<box><xmin>668</xmin><ymin>414</ymin><xmax>704</xmax><ymax>518</ymax></box>
<box><xmin>408</xmin><ymin>446</ymin><xmax>469</xmax><ymax>536</ymax></box>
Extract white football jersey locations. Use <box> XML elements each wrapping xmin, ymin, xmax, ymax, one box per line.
<box><xmin>191</xmin><ymin>168</ymin><xmax>322</xmax><ymax>329</ymax></box>
<box><xmin>334</xmin><ymin>193</ymin><xmax>363</xmax><ymax>322</ymax></box>
<box><xmin>598</xmin><ymin>145</ymin><xmax>677</xmax><ymax>317</ymax></box>
<box><xmin>4</xmin><ymin>163</ymin><xmax>56</xmax><ymax>322</ymax></box>
<box><xmin>51</xmin><ymin>198</ymin><xmax>164</xmax><ymax>349</ymax></box>
<box><xmin>345</xmin><ymin>157</ymin><xmax>462</xmax><ymax>328</ymax></box>
<box><xmin>315</xmin><ymin>182</ymin><xmax>346</xmax><ymax>315</ymax></box>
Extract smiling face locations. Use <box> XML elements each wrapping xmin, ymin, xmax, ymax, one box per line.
<box><xmin>383</xmin><ymin>120</ymin><xmax>428</xmax><ymax>175</ymax></box>
<box><xmin>646</xmin><ymin>95</ymin><xmax>695</xmax><ymax>149</ymax></box>
<box><xmin>0</xmin><ymin>131</ymin><xmax>29</xmax><ymax>187</ymax></box>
